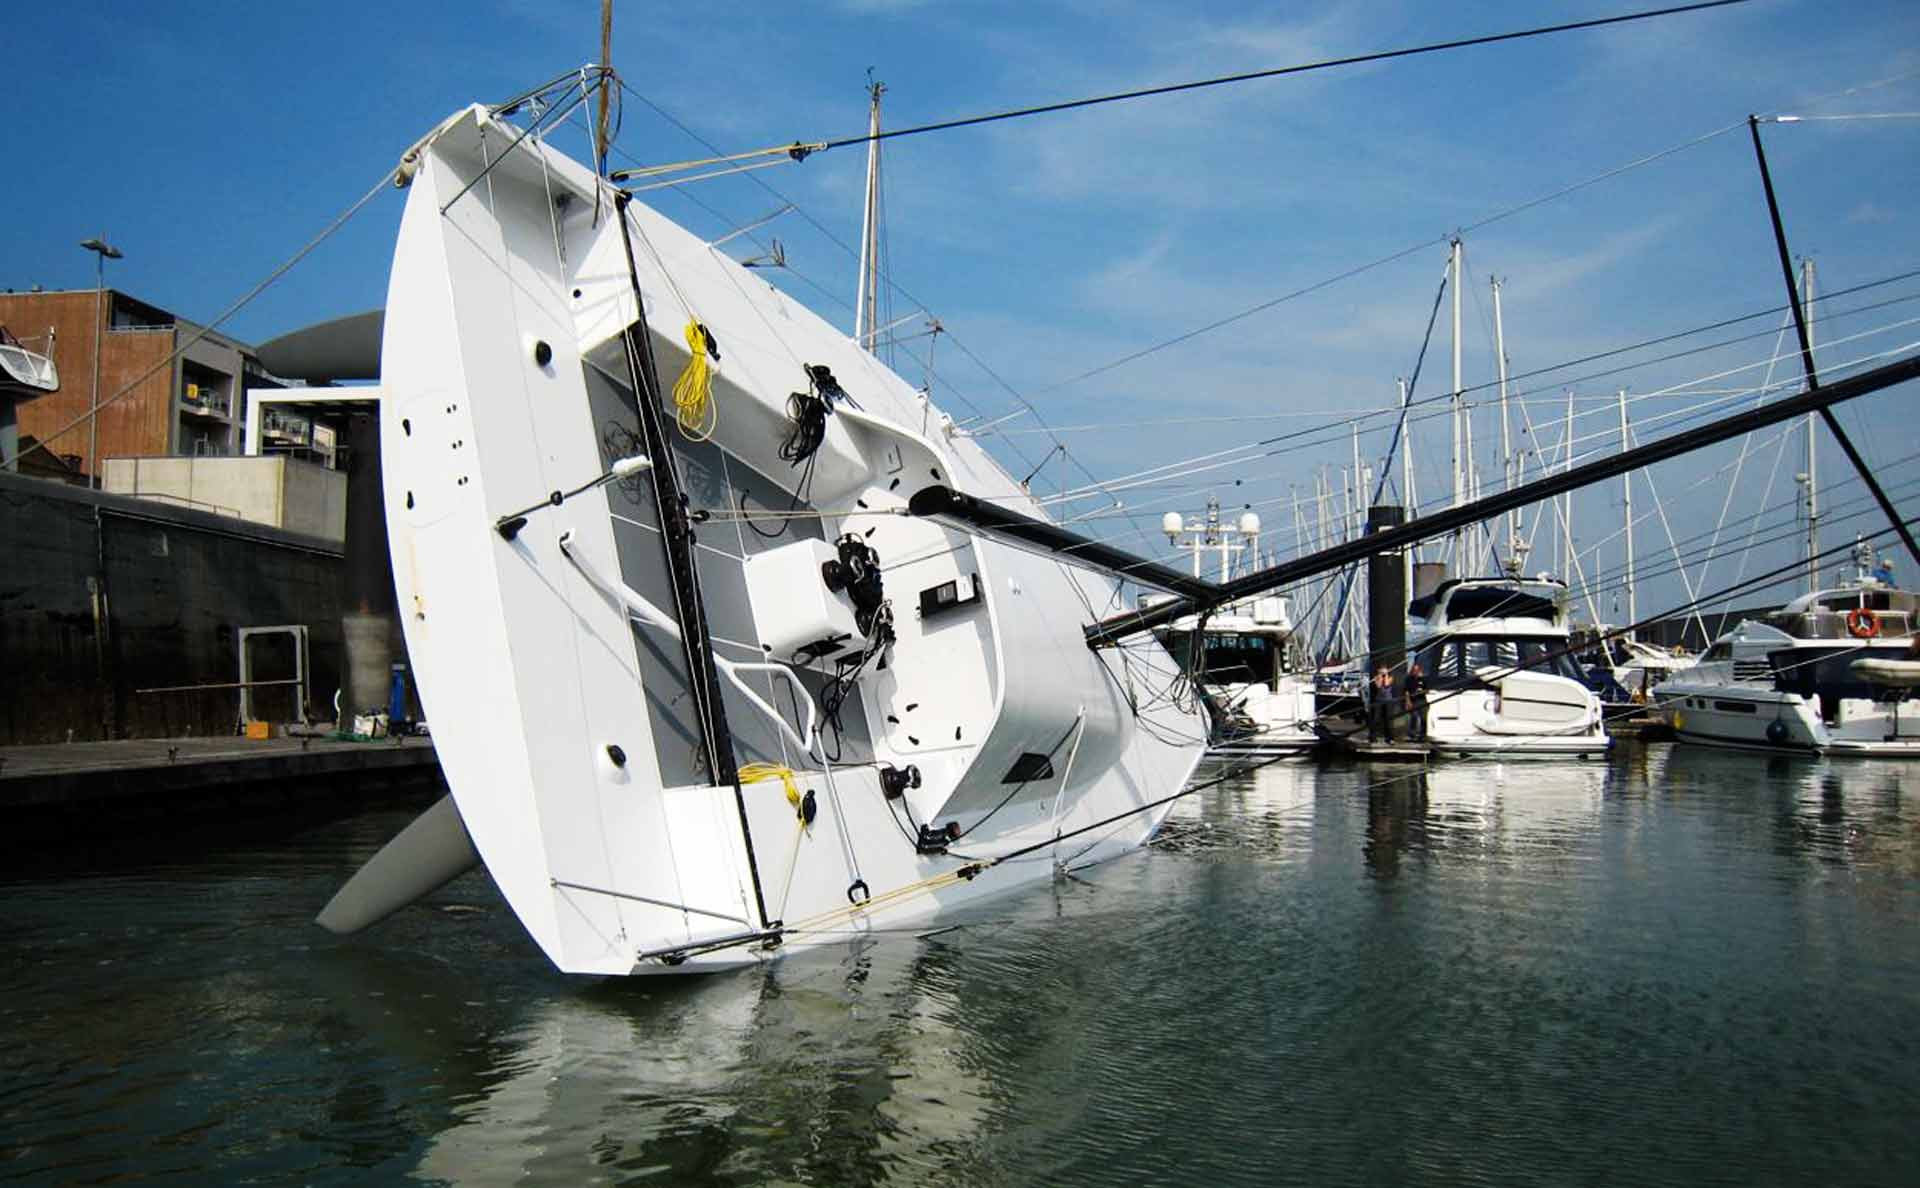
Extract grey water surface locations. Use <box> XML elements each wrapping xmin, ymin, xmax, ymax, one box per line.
<box><xmin>4</xmin><ymin>744</ymin><xmax>1917</xmax><ymax>1186</ymax></box>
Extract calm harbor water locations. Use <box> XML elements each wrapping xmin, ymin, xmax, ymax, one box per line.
<box><xmin>4</xmin><ymin>744</ymin><xmax>1917</xmax><ymax>1186</ymax></box>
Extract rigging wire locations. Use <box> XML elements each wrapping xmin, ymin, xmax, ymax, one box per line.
<box><xmin>1031</xmin><ymin>287</ymin><xmax>1920</xmax><ymax>519</ymax></box>
<box><xmin>1038</xmin><ymin>120</ymin><xmax>1751</xmax><ymax>395</ymax></box>
<box><xmin>812</xmin><ymin>2</ymin><xmax>1753</xmax><ymax>152</ymax></box>
<box><xmin>1</xmin><ymin>170</ymin><xmax>396</xmax><ymax>471</ymax></box>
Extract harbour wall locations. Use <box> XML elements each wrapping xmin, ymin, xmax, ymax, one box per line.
<box><xmin>0</xmin><ymin>471</ymin><xmax>345</xmax><ymax>744</ymax></box>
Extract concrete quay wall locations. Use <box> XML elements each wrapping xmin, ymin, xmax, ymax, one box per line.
<box><xmin>0</xmin><ymin>471</ymin><xmax>346</xmax><ymax>745</ymax></box>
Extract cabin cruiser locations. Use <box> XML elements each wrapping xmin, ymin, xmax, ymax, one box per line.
<box><xmin>1158</xmin><ymin>595</ymin><xmax>1318</xmax><ymax>756</ymax></box>
<box><xmin>1659</xmin><ymin>545</ymin><xmax>1920</xmax><ymax>756</ymax></box>
<box><xmin>1406</xmin><ymin>576</ymin><xmax>1609</xmax><ymax>757</ymax></box>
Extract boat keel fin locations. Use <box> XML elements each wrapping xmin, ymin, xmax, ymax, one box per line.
<box><xmin>316</xmin><ymin>794</ymin><xmax>481</xmax><ymax>934</ymax></box>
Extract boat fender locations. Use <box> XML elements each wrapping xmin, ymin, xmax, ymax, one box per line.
<box><xmin>1766</xmin><ymin>719</ymin><xmax>1790</xmax><ymax>744</ymax></box>
<box><xmin>1847</xmin><ymin>607</ymin><xmax>1879</xmax><ymax>638</ymax></box>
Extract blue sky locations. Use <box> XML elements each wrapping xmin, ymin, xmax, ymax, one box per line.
<box><xmin>7</xmin><ymin>0</ymin><xmax>1918</xmax><ymax>625</ymax></box>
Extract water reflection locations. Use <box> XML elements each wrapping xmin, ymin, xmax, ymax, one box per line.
<box><xmin>1656</xmin><ymin>744</ymin><xmax>1920</xmax><ymax>875</ymax></box>
<box><xmin>5</xmin><ymin>750</ymin><xmax>1919</xmax><ymax>1186</ymax></box>
<box><xmin>411</xmin><ymin>923</ymin><xmax>1014</xmax><ymax>1184</ymax></box>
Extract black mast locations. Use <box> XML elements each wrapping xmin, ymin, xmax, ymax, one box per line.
<box><xmin>1746</xmin><ymin>114</ymin><xmax>1920</xmax><ymax>571</ymax></box>
<box><xmin>611</xmin><ymin>191</ymin><xmax>772</xmax><ymax>929</ymax></box>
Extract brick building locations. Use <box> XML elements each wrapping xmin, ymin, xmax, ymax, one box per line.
<box><xmin>0</xmin><ymin>288</ymin><xmax>277</xmax><ymax>482</ymax></box>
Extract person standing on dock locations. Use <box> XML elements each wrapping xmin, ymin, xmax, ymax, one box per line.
<box><xmin>1404</xmin><ymin>660</ymin><xmax>1429</xmax><ymax>742</ymax></box>
<box><xmin>1368</xmin><ymin>664</ymin><xmax>1396</xmax><ymax>743</ymax></box>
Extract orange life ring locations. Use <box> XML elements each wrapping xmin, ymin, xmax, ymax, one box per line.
<box><xmin>1846</xmin><ymin>607</ymin><xmax>1879</xmax><ymax>638</ymax></box>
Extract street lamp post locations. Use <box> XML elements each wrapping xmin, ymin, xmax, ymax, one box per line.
<box><xmin>79</xmin><ymin>234</ymin><xmax>123</xmax><ymax>488</ymax></box>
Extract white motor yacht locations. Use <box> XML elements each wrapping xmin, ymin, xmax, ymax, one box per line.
<box><xmin>1406</xmin><ymin>577</ymin><xmax>1609</xmax><ymax>758</ymax></box>
<box><xmin>1660</xmin><ymin>545</ymin><xmax>1920</xmax><ymax>756</ymax></box>
<box><xmin>1160</xmin><ymin>596</ymin><xmax>1318</xmax><ymax>756</ymax></box>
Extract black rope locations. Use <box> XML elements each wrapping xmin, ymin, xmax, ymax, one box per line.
<box><xmin>780</xmin><ymin>391</ymin><xmax>830</xmax><ymax>465</ymax></box>
<box><xmin>817</xmin><ymin>2</ymin><xmax>1752</xmax><ymax>152</ymax></box>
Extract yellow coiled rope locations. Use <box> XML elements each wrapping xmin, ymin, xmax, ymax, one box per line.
<box><xmin>738</xmin><ymin>762</ymin><xmax>802</xmax><ymax>817</ymax></box>
<box><xmin>672</xmin><ymin>320</ymin><xmax>718</xmax><ymax>441</ymax></box>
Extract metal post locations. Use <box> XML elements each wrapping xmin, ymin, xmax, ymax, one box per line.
<box><xmin>79</xmin><ymin>234</ymin><xmax>123</xmax><ymax>488</ymax></box>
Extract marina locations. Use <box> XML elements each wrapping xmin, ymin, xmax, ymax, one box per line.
<box><xmin>4</xmin><ymin>742</ymin><xmax>1917</xmax><ymax>1184</ymax></box>
<box><xmin>5</xmin><ymin>0</ymin><xmax>1920</xmax><ymax>1182</ymax></box>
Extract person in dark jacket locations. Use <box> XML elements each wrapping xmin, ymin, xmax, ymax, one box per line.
<box><xmin>1404</xmin><ymin>660</ymin><xmax>1429</xmax><ymax>742</ymax></box>
<box><xmin>1368</xmin><ymin>664</ymin><xmax>1396</xmax><ymax>742</ymax></box>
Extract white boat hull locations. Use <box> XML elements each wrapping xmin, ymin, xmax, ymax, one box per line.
<box><xmin>1663</xmin><ymin>686</ymin><xmax>1824</xmax><ymax>754</ymax></box>
<box><xmin>372</xmin><ymin>106</ymin><xmax>1205</xmax><ymax>975</ymax></box>
<box><xmin>1421</xmin><ymin>670</ymin><xmax>1609</xmax><ymax>759</ymax></box>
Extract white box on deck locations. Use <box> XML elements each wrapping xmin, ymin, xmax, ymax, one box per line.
<box><xmin>743</xmin><ymin>538</ymin><xmax>864</xmax><ymax>663</ymax></box>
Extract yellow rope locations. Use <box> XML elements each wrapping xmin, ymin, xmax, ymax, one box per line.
<box><xmin>672</xmin><ymin>320</ymin><xmax>717</xmax><ymax>441</ymax></box>
<box><xmin>738</xmin><ymin>762</ymin><xmax>801</xmax><ymax>813</ymax></box>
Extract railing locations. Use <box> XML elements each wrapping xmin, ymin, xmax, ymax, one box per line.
<box><xmin>111</xmin><ymin>490</ymin><xmax>244</xmax><ymax>520</ymax></box>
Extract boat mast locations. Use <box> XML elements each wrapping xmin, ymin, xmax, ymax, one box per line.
<box><xmin>1619</xmin><ymin>388</ymin><xmax>1635</xmax><ymax>637</ymax></box>
<box><xmin>854</xmin><ymin>77</ymin><xmax>885</xmax><ymax>351</ymax></box>
<box><xmin>1399</xmin><ymin>377</ymin><xmax>1417</xmax><ymax>561</ymax></box>
<box><xmin>1493</xmin><ymin>275</ymin><xmax>1517</xmax><ymax>573</ymax></box>
<box><xmin>1801</xmin><ymin>256</ymin><xmax>1819</xmax><ymax>592</ymax></box>
<box><xmin>1449</xmin><ymin>238</ymin><xmax>1465</xmax><ymax>572</ymax></box>
<box><xmin>1561</xmin><ymin>390</ymin><xmax>1574</xmax><ymax>583</ymax></box>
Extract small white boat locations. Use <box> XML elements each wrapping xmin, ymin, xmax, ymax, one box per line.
<box><xmin>1661</xmin><ymin>549</ymin><xmax>1920</xmax><ymax>757</ymax></box>
<box><xmin>1407</xmin><ymin>577</ymin><xmax>1609</xmax><ymax>758</ymax></box>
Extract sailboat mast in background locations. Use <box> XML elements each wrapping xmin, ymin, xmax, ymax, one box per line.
<box><xmin>854</xmin><ymin>77</ymin><xmax>886</xmax><ymax>351</ymax></box>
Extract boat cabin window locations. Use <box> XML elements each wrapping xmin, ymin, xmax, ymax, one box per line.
<box><xmin>1441</xmin><ymin>587</ymin><xmax>1558</xmax><ymax>622</ymax></box>
<box><xmin>1701</xmin><ymin>642</ymin><xmax>1731</xmax><ymax>662</ymax></box>
<box><xmin>1413</xmin><ymin>636</ymin><xmax>1583</xmax><ymax>685</ymax></box>
<box><xmin>1165</xmin><ymin>631</ymin><xmax>1279</xmax><ymax>687</ymax></box>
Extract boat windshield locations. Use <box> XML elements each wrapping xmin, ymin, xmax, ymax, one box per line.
<box><xmin>1414</xmin><ymin>636</ymin><xmax>1585</xmax><ymax>685</ymax></box>
<box><xmin>1165</xmin><ymin>630</ymin><xmax>1278</xmax><ymax>686</ymax></box>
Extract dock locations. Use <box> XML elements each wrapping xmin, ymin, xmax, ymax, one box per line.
<box><xmin>0</xmin><ymin>735</ymin><xmax>444</xmax><ymax>850</ymax></box>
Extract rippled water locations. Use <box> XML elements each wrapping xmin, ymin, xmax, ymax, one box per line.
<box><xmin>4</xmin><ymin>745</ymin><xmax>1917</xmax><ymax>1186</ymax></box>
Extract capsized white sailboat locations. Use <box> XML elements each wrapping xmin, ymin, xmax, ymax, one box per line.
<box><xmin>318</xmin><ymin>98</ymin><xmax>1205</xmax><ymax>974</ymax></box>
